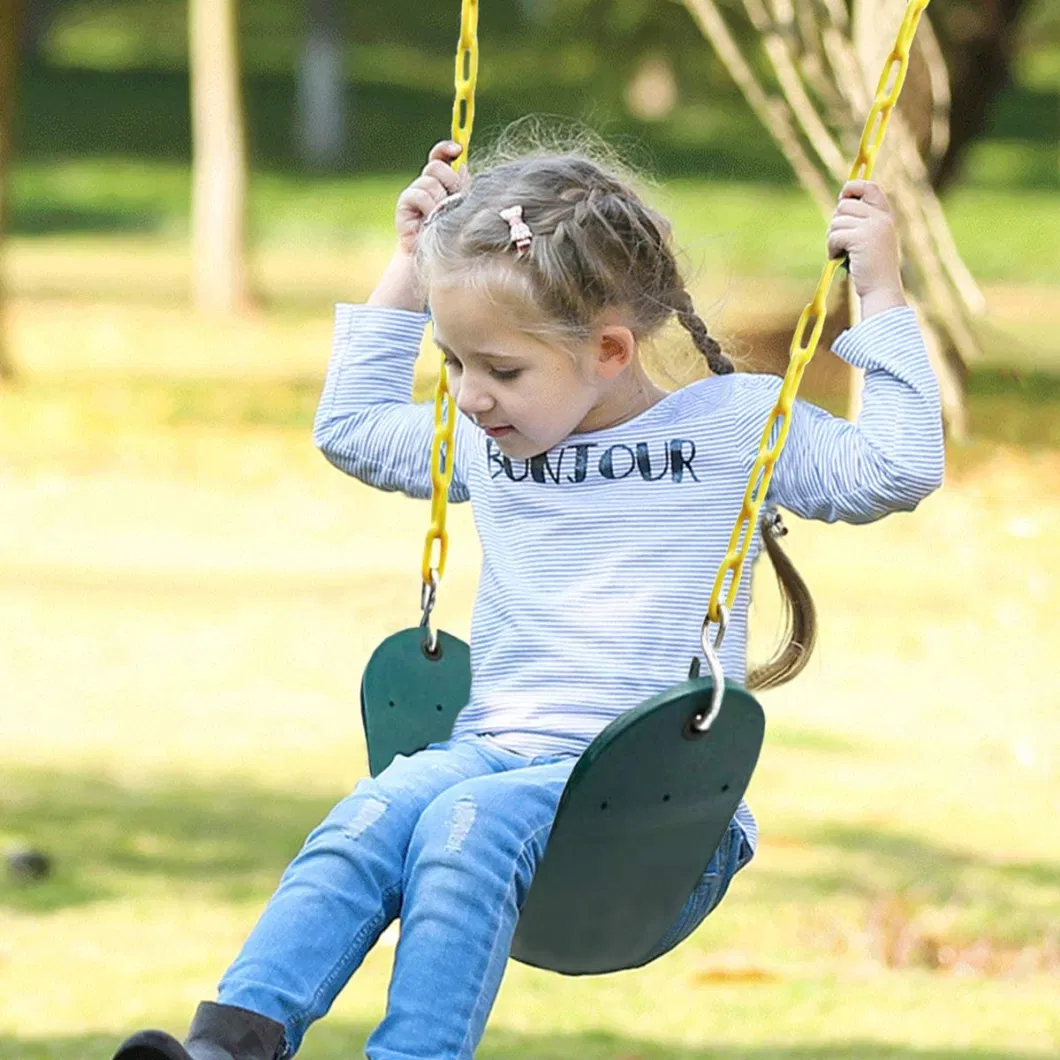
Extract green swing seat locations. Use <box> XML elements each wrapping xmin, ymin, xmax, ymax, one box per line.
<box><xmin>361</xmin><ymin>626</ymin><xmax>765</xmax><ymax>975</ymax></box>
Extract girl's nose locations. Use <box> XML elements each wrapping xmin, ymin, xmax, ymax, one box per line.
<box><xmin>454</xmin><ymin>376</ymin><xmax>493</xmax><ymax>416</ymax></box>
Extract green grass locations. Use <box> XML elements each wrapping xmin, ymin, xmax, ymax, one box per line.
<box><xmin>3</xmin><ymin>16</ymin><xmax>1059</xmax><ymax>1056</ymax></box>
<box><xmin>662</xmin><ymin>182</ymin><xmax>1060</xmax><ymax>285</ymax></box>
<box><xmin>6</xmin><ymin>1030</ymin><xmax>1056</xmax><ymax>1060</ymax></box>
<box><xmin>9</xmin><ymin>163</ymin><xmax>1060</xmax><ymax>288</ymax></box>
<box><xmin>9</xmin><ymin>365</ymin><xmax>1059</xmax><ymax>451</ymax></box>
<box><xmin>1</xmin><ymin>300</ymin><xmax>1059</xmax><ymax>1058</ymax></box>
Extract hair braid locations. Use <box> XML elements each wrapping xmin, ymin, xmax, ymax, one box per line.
<box><xmin>671</xmin><ymin>288</ymin><xmax>734</xmax><ymax>376</ymax></box>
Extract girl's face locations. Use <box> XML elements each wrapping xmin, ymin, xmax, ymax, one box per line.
<box><xmin>430</xmin><ymin>281</ymin><xmax>623</xmax><ymax>460</ymax></box>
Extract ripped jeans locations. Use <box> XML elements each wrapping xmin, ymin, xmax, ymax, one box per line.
<box><xmin>217</xmin><ymin>733</ymin><xmax>751</xmax><ymax>1060</ymax></box>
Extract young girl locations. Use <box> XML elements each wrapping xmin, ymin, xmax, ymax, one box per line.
<box><xmin>113</xmin><ymin>138</ymin><xmax>944</xmax><ymax>1060</ymax></box>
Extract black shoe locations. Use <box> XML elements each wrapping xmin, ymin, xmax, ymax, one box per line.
<box><xmin>112</xmin><ymin>1029</ymin><xmax>192</xmax><ymax>1060</ymax></box>
<box><xmin>113</xmin><ymin>1002</ymin><xmax>287</xmax><ymax>1060</ymax></box>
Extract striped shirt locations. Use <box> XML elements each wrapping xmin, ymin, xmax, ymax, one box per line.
<box><xmin>315</xmin><ymin>304</ymin><xmax>945</xmax><ymax>852</ymax></box>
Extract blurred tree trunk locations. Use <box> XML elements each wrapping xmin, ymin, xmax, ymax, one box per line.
<box><xmin>297</xmin><ymin>0</ymin><xmax>347</xmax><ymax>169</ymax></box>
<box><xmin>932</xmin><ymin>0</ymin><xmax>1033</xmax><ymax>191</ymax></box>
<box><xmin>0</xmin><ymin>0</ymin><xmax>23</xmax><ymax>382</ymax></box>
<box><xmin>189</xmin><ymin>0</ymin><xmax>250</xmax><ymax>313</ymax></box>
<box><xmin>21</xmin><ymin>0</ymin><xmax>59</xmax><ymax>60</ymax></box>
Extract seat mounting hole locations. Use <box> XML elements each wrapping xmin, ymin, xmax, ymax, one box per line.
<box><xmin>681</xmin><ymin>713</ymin><xmax>709</xmax><ymax>740</ymax></box>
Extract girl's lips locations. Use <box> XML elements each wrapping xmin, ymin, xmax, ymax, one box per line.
<box><xmin>484</xmin><ymin>426</ymin><xmax>513</xmax><ymax>438</ymax></box>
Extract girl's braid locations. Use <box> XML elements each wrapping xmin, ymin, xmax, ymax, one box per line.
<box><xmin>570</xmin><ymin>182</ymin><xmax>735</xmax><ymax>379</ymax></box>
<box><xmin>671</xmin><ymin>287</ymin><xmax>735</xmax><ymax>376</ymax></box>
<box><xmin>563</xmin><ymin>184</ymin><xmax>736</xmax><ymax>381</ymax></box>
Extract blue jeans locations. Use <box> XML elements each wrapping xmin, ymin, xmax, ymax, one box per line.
<box><xmin>217</xmin><ymin>734</ymin><xmax>751</xmax><ymax>1060</ymax></box>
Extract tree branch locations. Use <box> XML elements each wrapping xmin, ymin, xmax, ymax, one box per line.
<box><xmin>682</xmin><ymin>0</ymin><xmax>834</xmax><ymax>210</ymax></box>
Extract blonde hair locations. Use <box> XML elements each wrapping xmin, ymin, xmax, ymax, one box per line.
<box><xmin>416</xmin><ymin>132</ymin><xmax>816</xmax><ymax>691</ymax></box>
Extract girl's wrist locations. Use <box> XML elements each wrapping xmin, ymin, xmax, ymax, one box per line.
<box><xmin>367</xmin><ymin>250</ymin><xmax>426</xmax><ymax>312</ymax></box>
<box><xmin>859</xmin><ymin>286</ymin><xmax>907</xmax><ymax>319</ymax></box>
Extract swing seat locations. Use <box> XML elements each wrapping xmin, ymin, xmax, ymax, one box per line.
<box><xmin>361</xmin><ymin>628</ymin><xmax>472</xmax><ymax>778</ymax></box>
<box><xmin>360</xmin><ymin>627</ymin><xmax>765</xmax><ymax>975</ymax></box>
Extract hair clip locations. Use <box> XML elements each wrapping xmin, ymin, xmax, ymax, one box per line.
<box><xmin>499</xmin><ymin>205</ymin><xmax>533</xmax><ymax>255</ymax></box>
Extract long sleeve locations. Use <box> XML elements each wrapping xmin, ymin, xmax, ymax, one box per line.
<box><xmin>757</xmin><ymin>305</ymin><xmax>945</xmax><ymax>523</ymax></box>
<box><xmin>313</xmin><ymin>304</ymin><xmax>474</xmax><ymax>502</ymax></box>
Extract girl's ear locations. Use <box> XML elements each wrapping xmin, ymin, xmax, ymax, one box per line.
<box><xmin>593</xmin><ymin>326</ymin><xmax>636</xmax><ymax>381</ymax></box>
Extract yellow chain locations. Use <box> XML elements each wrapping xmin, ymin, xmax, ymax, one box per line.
<box><xmin>706</xmin><ymin>0</ymin><xmax>931</xmax><ymax>624</ymax></box>
<box><xmin>422</xmin><ymin>0</ymin><xmax>479</xmax><ymax>586</ymax></box>
<box><xmin>451</xmin><ymin>0</ymin><xmax>479</xmax><ymax>163</ymax></box>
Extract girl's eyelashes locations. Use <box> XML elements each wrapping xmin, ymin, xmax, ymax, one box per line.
<box><xmin>490</xmin><ymin>367</ymin><xmax>522</xmax><ymax>382</ymax></box>
<box><xmin>442</xmin><ymin>353</ymin><xmax>521</xmax><ymax>383</ymax></box>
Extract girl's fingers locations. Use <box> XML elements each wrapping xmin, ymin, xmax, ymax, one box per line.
<box><xmin>834</xmin><ymin>198</ymin><xmax>872</xmax><ymax>218</ymax></box>
<box><xmin>858</xmin><ymin>183</ymin><xmax>891</xmax><ymax>211</ymax></box>
<box><xmin>838</xmin><ymin>179</ymin><xmax>871</xmax><ymax>201</ymax></box>
<box><xmin>399</xmin><ymin>188</ymin><xmax>436</xmax><ymax>221</ymax></box>
<box><xmin>427</xmin><ymin>139</ymin><xmax>464</xmax><ymax>165</ymax></box>
<box><xmin>399</xmin><ymin>141</ymin><xmax>467</xmax><ymax>242</ymax></box>
<box><xmin>826</xmin><ymin>219</ymin><xmax>862</xmax><ymax>253</ymax></box>
<box><xmin>422</xmin><ymin>159</ymin><xmax>464</xmax><ymax>194</ymax></box>
<box><xmin>826</xmin><ymin>231</ymin><xmax>853</xmax><ymax>260</ymax></box>
<box><xmin>838</xmin><ymin>179</ymin><xmax>890</xmax><ymax>211</ymax></box>
<box><xmin>827</xmin><ymin>216</ymin><xmax>861</xmax><ymax>232</ymax></box>
<box><xmin>826</xmin><ymin>220</ymin><xmax>861</xmax><ymax>248</ymax></box>
<box><xmin>396</xmin><ymin>140</ymin><xmax>465</xmax><ymax>245</ymax></box>
<box><xmin>410</xmin><ymin>174</ymin><xmax>449</xmax><ymax>203</ymax></box>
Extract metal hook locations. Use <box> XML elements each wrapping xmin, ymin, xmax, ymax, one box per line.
<box><xmin>419</xmin><ymin>570</ymin><xmax>440</xmax><ymax>657</ymax></box>
<box><xmin>692</xmin><ymin>605</ymin><xmax>729</xmax><ymax>732</ymax></box>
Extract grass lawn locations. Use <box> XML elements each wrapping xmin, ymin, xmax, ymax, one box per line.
<box><xmin>7</xmin><ymin>166</ymin><xmax>1060</xmax><ymax>384</ymax></box>
<box><xmin>1</xmin><ymin>198</ymin><xmax>1059</xmax><ymax>1056</ymax></box>
<box><xmin>9</xmin><ymin>162</ymin><xmax>1060</xmax><ymax>285</ymax></box>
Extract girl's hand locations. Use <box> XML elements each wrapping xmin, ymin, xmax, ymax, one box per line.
<box><xmin>827</xmin><ymin>180</ymin><xmax>907</xmax><ymax>317</ymax></box>
<box><xmin>395</xmin><ymin>140</ymin><xmax>467</xmax><ymax>257</ymax></box>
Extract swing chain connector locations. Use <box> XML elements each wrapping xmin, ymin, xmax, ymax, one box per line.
<box><xmin>766</xmin><ymin>506</ymin><xmax>788</xmax><ymax>539</ymax></box>
<box><xmin>419</xmin><ymin>570</ymin><xmax>440</xmax><ymax>658</ymax></box>
<box><xmin>692</xmin><ymin>605</ymin><xmax>729</xmax><ymax>733</ymax></box>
